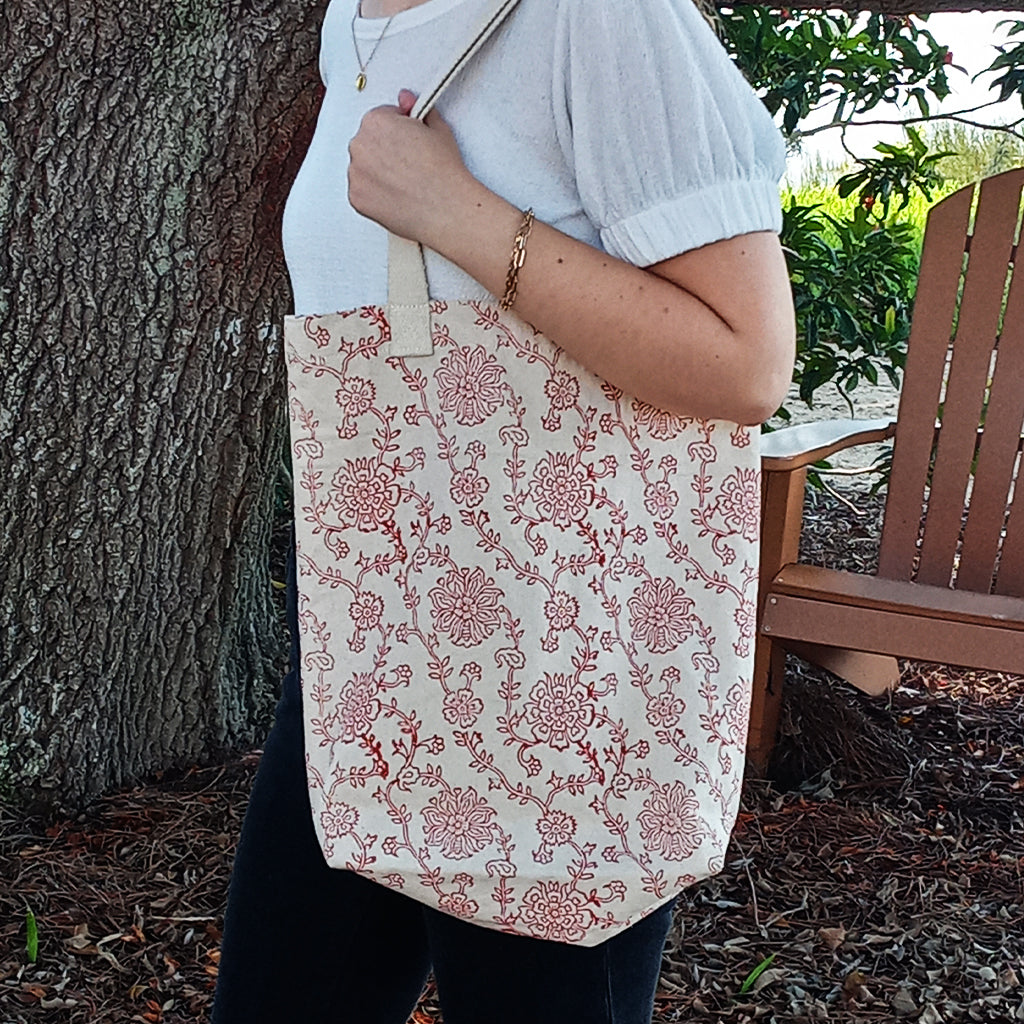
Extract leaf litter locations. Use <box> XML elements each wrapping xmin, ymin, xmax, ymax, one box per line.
<box><xmin>2</xmin><ymin>485</ymin><xmax>1022</xmax><ymax>1023</ymax></box>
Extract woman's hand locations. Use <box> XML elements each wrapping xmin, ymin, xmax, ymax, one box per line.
<box><xmin>347</xmin><ymin>95</ymin><xmax>795</xmax><ymax>424</ymax></box>
<box><xmin>347</xmin><ymin>90</ymin><xmax>481</xmax><ymax>249</ymax></box>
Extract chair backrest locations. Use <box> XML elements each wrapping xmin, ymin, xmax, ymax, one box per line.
<box><xmin>878</xmin><ymin>168</ymin><xmax>1024</xmax><ymax>597</ymax></box>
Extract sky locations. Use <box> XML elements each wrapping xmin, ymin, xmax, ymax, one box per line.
<box><xmin>784</xmin><ymin>11</ymin><xmax>1024</xmax><ymax>185</ymax></box>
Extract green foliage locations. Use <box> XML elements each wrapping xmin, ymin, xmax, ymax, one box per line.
<box><xmin>25</xmin><ymin>907</ymin><xmax>38</xmax><ymax>963</ymax></box>
<box><xmin>835</xmin><ymin>127</ymin><xmax>954</xmax><ymax>216</ymax></box>
<box><xmin>786</xmin><ymin>182</ymin><xmax>942</xmax><ymax>234</ymax></box>
<box><xmin>738</xmin><ymin>952</ymin><xmax>779</xmax><ymax>996</ymax></box>
<box><xmin>780</xmin><ymin>199</ymin><xmax>919</xmax><ymax>412</ymax></box>
<box><xmin>718</xmin><ymin>9</ymin><xmax>951</xmax><ymax>135</ymax></box>
<box><xmin>713</xmin><ymin>6</ymin><xmax>1024</xmax><ymax>426</ymax></box>
<box><xmin>989</xmin><ymin>19</ymin><xmax>1024</xmax><ymax>104</ymax></box>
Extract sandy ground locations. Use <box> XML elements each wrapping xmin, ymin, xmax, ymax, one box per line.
<box><xmin>766</xmin><ymin>378</ymin><xmax>903</xmax><ymax>491</ymax></box>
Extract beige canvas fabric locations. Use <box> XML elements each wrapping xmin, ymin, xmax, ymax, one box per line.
<box><xmin>281</xmin><ymin>0</ymin><xmax>758</xmax><ymax>946</ymax></box>
<box><xmin>284</xmin><ymin>300</ymin><xmax>759</xmax><ymax>944</ymax></box>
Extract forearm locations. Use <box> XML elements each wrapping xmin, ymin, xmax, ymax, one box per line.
<box><xmin>346</xmin><ymin>101</ymin><xmax>793</xmax><ymax>422</ymax></box>
<box><xmin>423</xmin><ymin>179</ymin><xmax>789</xmax><ymax>424</ymax></box>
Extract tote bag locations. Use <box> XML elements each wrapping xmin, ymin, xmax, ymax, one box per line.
<box><xmin>283</xmin><ymin>0</ymin><xmax>759</xmax><ymax>946</ymax></box>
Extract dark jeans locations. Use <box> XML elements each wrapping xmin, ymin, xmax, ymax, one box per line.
<box><xmin>211</xmin><ymin>535</ymin><xmax>676</xmax><ymax>1024</ymax></box>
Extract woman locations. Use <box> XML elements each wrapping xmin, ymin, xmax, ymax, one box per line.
<box><xmin>212</xmin><ymin>0</ymin><xmax>794</xmax><ymax>1021</ymax></box>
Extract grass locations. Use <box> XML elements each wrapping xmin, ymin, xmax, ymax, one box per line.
<box><xmin>783</xmin><ymin>184</ymin><xmax>943</xmax><ymax>228</ymax></box>
<box><xmin>784</xmin><ymin>121</ymin><xmax>1024</xmax><ymax>240</ymax></box>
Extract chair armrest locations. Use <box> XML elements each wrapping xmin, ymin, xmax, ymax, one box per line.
<box><xmin>761</xmin><ymin>417</ymin><xmax>897</xmax><ymax>472</ymax></box>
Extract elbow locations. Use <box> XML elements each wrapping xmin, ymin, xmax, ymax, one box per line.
<box><xmin>736</xmin><ymin>369</ymin><xmax>792</xmax><ymax>425</ymax></box>
<box><xmin>731</xmin><ymin>329</ymin><xmax>796</xmax><ymax>426</ymax></box>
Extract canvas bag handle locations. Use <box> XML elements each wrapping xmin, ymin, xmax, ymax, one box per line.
<box><xmin>386</xmin><ymin>0</ymin><xmax>522</xmax><ymax>356</ymax></box>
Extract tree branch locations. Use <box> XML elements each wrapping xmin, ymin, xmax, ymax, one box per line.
<box><xmin>796</xmin><ymin>101</ymin><xmax>1024</xmax><ymax>141</ymax></box>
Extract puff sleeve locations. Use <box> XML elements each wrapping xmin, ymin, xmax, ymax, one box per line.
<box><xmin>553</xmin><ymin>0</ymin><xmax>787</xmax><ymax>266</ymax></box>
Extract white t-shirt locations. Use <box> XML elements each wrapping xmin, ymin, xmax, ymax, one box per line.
<box><xmin>282</xmin><ymin>0</ymin><xmax>787</xmax><ymax>316</ymax></box>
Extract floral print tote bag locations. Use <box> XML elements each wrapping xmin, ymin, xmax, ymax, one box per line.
<box><xmin>282</xmin><ymin>0</ymin><xmax>759</xmax><ymax>946</ymax></box>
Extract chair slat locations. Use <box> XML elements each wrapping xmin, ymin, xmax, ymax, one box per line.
<box><xmin>762</xmin><ymin>594</ymin><xmax>1024</xmax><ymax>676</ymax></box>
<box><xmin>995</xmin><ymin>454</ymin><xmax>1024</xmax><ymax>597</ymax></box>
<box><xmin>878</xmin><ymin>184</ymin><xmax>973</xmax><ymax>581</ymax></box>
<box><xmin>917</xmin><ymin>172</ymin><xmax>1024</xmax><ymax>587</ymax></box>
<box><xmin>958</xmin><ymin>173</ymin><xmax>1024</xmax><ymax>592</ymax></box>
<box><xmin>770</xmin><ymin>561</ymin><xmax>1024</xmax><ymax>628</ymax></box>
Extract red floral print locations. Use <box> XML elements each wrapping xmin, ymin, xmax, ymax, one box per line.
<box><xmin>733</xmin><ymin>599</ymin><xmax>757</xmax><ymax>658</ymax></box>
<box><xmin>438</xmin><ymin>891</ymin><xmax>480</xmax><ymax>919</ymax></box>
<box><xmin>544</xmin><ymin>370</ymin><xmax>580</xmax><ymax>410</ymax></box>
<box><xmin>718</xmin><ymin>468</ymin><xmax>760</xmax><ymax>542</ymax></box>
<box><xmin>285</xmin><ymin>304</ymin><xmax>759</xmax><ymax>946</ymax></box>
<box><xmin>632</xmin><ymin>399</ymin><xmax>690</xmax><ymax>440</ymax></box>
<box><xmin>645</xmin><ymin>690</ymin><xmax>686</xmax><ymax>729</ymax></box>
<box><xmin>519</xmin><ymin>882</ymin><xmax>592</xmax><ymax>943</ymax></box>
<box><xmin>332</xmin><ymin>672</ymin><xmax>379</xmax><ymax>742</ymax></box>
<box><xmin>628</xmin><ymin>577</ymin><xmax>696</xmax><ymax>654</ymax></box>
<box><xmin>722</xmin><ymin>682</ymin><xmax>750</xmax><ymax>746</ymax></box>
<box><xmin>543</xmin><ymin>591</ymin><xmax>579</xmax><ymax>631</ymax></box>
<box><xmin>331</xmin><ymin>458</ymin><xmax>397</xmax><ymax>531</ymax></box>
<box><xmin>530</xmin><ymin>452</ymin><xmax>593</xmax><ymax>528</ymax></box>
<box><xmin>643</xmin><ymin>480</ymin><xmax>679</xmax><ymax>521</ymax></box>
<box><xmin>638</xmin><ymin>782</ymin><xmax>704</xmax><ymax>861</ymax></box>
<box><xmin>429</xmin><ymin>566</ymin><xmax>503</xmax><ymax>647</ymax></box>
<box><xmin>442</xmin><ymin>687</ymin><xmax>484</xmax><ymax>728</ymax></box>
<box><xmin>524</xmin><ymin>673</ymin><xmax>594</xmax><ymax>750</ymax></box>
<box><xmin>335</xmin><ymin>376</ymin><xmax>376</xmax><ymax>419</ymax></box>
<box><xmin>349</xmin><ymin>591</ymin><xmax>384</xmax><ymax>631</ymax></box>
<box><xmin>449</xmin><ymin>466</ymin><xmax>489</xmax><ymax>507</ymax></box>
<box><xmin>536</xmin><ymin>809</ymin><xmax>576</xmax><ymax>846</ymax></box>
<box><xmin>421</xmin><ymin>786</ymin><xmax>497</xmax><ymax>859</ymax></box>
<box><xmin>435</xmin><ymin>344</ymin><xmax>505</xmax><ymax>425</ymax></box>
<box><xmin>320</xmin><ymin>800</ymin><xmax>359</xmax><ymax>838</ymax></box>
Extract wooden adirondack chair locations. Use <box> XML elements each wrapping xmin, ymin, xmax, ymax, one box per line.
<box><xmin>747</xmin><ymin>167</ymin><xmax>1024</xmax><ymax>773</ymax></box>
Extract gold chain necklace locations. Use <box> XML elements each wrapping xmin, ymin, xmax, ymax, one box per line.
<box><xmin>351</xmin><ymin>5</ymin><xmax>397</xmax><ymax>92</ymax></box>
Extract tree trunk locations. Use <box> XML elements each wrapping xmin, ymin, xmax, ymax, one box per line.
<box><xmin>0</xmin><ymin>0</ymin><xmax>325</xmax><ymax>813</ymax></box>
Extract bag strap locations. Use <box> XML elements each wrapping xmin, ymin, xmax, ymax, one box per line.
<box><xmin>387</xmin><ymin>0</ymin><xmax>522</xmax><ymax>356</ymax></box>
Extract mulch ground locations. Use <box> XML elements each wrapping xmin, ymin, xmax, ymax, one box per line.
<box><xmin>2</xmin><ymin>486</ymin><xmax>1023</xmax><ymax>1023</ymax></box>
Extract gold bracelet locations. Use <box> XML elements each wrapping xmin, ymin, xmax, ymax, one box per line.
<box><xmin>499</xmin><ymin>208</ymin><xmax>535</xmax><ymax>312</ymax></box>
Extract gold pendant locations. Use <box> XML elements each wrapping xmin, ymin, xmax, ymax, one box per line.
<box><xmin>356</xmin><ymin>72</ymin><xmax>367</xmax><ymax>91</ymax></box>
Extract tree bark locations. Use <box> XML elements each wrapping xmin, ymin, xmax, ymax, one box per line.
<box><xmin>0</xmin><ymin>0</ymin><xmax>325</xmax><ymax>813</ymax></box>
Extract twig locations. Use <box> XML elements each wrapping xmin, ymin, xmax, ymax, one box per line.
<box><xmin>744</xmin><ymin>860</ymin><xmax>762</xmax><ymax>929</ymax></box>
<box><xmin>819</xmin><ymin>478</ymin><xmax>868</xmax><ymax>516</ymax></box>
<box><xmin>151</xmin><ymin>915</ymin><xmax>218</xmax><ymax>923</ymax></box>
<box><xmin>814</xmin><ymin>462</ymin><xmax>889</xmax><ymax>476</ymax></box>
<box><xmin>798</xmin><ymin>101</ymin><xmax>1024</xmax><ymax>140</ymax></box>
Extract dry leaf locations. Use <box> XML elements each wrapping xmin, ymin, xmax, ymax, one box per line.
<box><xmin>65</xmin><ymin>925</ymin><xmax>100</xmax><ymax>956</ymax></box>
<box><xmin>97</xmin><ymin>948</ymin><xmax>126</xmax><ymax>972</ymax></box>
<box><xmin>817</xmin><ymin>925</ymin><xmax>847</xmax><ymax>950</ymax></box>
<box><xmin>892</xmin><ymin>987</ymin><xmax>918</xmax><ymax>1016</ymax></box>
<box><xmin>751</xmin><ymin>967</ymin><xmax>786</xmax><ymax>993</ymax></box>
